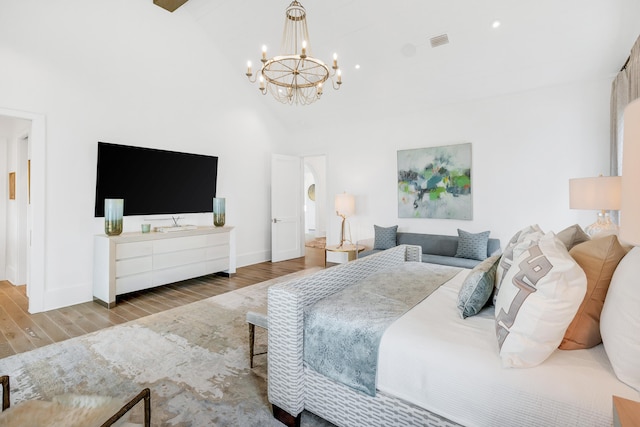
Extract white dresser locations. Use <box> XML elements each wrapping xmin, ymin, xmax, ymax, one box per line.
<box><xmin>93</xmin><ymin>226</ymin><xmax>236</xmax><ymax>308</ymax></box>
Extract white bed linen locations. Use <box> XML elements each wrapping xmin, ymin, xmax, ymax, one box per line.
<box><xmin>377</xmin><ymin>269</ymin><xmax>640</xmax><ymax>427</ymax></box>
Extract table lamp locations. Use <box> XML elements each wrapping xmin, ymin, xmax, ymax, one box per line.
<box><xmin>335</xmin><ymin>192</ymin><xmax>355</xmax><ymax>248</ymax></box>
<box><xmin>569</xmin><ymin>175</ymin><xmax>621</xmax><ymax>237</ymax></box>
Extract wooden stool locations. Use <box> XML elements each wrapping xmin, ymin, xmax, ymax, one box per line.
<box><xmin>246</xmin><ymin>310</ymin><xmax>268</xmax><ymax>368</ymax></box>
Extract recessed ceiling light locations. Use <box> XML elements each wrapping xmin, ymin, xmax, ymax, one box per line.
<box><xmin>355</xmin><ymin>64</ymin><xmax>361</xmax><ymax>70</ymax></box>
<box><xmin>492</xmin><ymin>20</ymin><xmax>501</xmax><ymax>29</ymax></box>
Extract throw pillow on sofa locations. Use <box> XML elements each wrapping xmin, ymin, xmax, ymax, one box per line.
<box><xmin>494</xmin><ymin>232</ymin><xmax>586</xmax><ymax>368</ymax></box>
<box><xmin>559</xmin><ymin>235</ymin><xmax>628</xmax><ymax>350</ymax></box>
<box><xmin>600</xmin><ymin>246</ymin><xmax>640</xmax><ymax>392</ymax></box>
<box><xmin>455</xmin><ymin>229</ymin><xmax>490</xmax><ymax>261</ymax></box>
<box><xmin>493</xmin><ymin>224</ymin><xmax>544</xmax><ymax>305</ymax></box>
<box><xmin>457</xmin><ymin>255</ymin><xmax>500</xmax><ymax>318</ymax></box>
<box><xmin>556</xmin><ymin>224</ymin><xmax>590</xmax><ymax>251</ymax></box>
<box><xmin>373</xmin><ymin>225</ymin><xmax>398</xmax><ymax>250</ymax></box>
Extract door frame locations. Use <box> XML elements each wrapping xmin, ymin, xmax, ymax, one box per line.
<box><xmin>0</xmin><ymin>108</ymin><xmax>46</xmax><ymax>313</ymax></box>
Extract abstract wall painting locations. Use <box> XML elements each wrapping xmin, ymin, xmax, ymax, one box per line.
<box><xmin>397</xmin><ymin>143</ymin><xmax>472</xmax><ymax>220</ymax></box>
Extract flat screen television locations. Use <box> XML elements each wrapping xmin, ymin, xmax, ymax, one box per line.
<box><xmin>94</xmin><ymin>142</ymin><xmax>218</xmax><ymax>217</ymax></box>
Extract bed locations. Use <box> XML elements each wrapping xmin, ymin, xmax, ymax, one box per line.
<box><xmin>267</xmin><ymin>241</ymin><xmax>640</xmax><ymax>426</ymax></box>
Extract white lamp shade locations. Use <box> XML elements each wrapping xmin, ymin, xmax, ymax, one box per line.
<box><xmin>335</xmin><ymin>193</ymin><xmax>355</xmax><ymax>217</ymax></box>
<box><xmin>569</xmin><ymin>176</ymin><xmax>621</xmax><ymax>210</ymax></box>
<box><xmin>621</xmin><ymin>99</ymin><xmax>640</xmax><ymax>246</ymax></box>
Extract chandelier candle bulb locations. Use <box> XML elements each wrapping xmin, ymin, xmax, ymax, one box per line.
<box><xmin>317</xmin><ymin>82</ymin><xmax>323</xmax><ymax>95</ymax></box>
<box><xmin>337</xmin><ymin>69</ymin><xmax>342</xmax><ymax>84</ymax></box>
<box><xmin>246</xmin><ymin>61</ymin><xmax>252</xmax><ymax>76</ymax></box>
<box><xmin>301</xmin><ymin>40</ymin><xmax>307</xmax><ymax>58</ymax></box>
<box><xmin>333</xmin><ymin>53</ymin><xmax>338</xmax><ymax>69</ymax></box>
<box><xmin>262</xmin><ymin>45</ymin><xmax>267</xmax><ymax>61</ymax></box>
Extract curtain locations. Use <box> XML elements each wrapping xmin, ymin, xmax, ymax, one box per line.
<box><xmin>610</xmin><ymin>35</ymin><xmax>640</xmax><ymax>224</ymax></box>
<box><xmin>611</xmin><ymin>35</ymin><xmax>640</xmax><ymax>176</ymax></box>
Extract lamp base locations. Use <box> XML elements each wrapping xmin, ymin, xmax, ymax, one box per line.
<box><xmin>585</xmin><ymin>211</ymin><xmax>619</xmax><ymax>237</ymax></box>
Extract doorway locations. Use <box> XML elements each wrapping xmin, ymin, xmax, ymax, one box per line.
<box><xmin>303</xmin><ymin>155</ymin><xmax>326</xmax><ymax>267</ymax></box>
<box><xmin>0</xmin><ymin>108</ymin><xmax>46</xmax><ymax>313</ymax></box>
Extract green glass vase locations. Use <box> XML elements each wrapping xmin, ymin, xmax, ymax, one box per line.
<box><xmin>213</xmin><ymin>197</ymin><xmax>225</xmax><ymax>227</ymax></box>
<box><xmin>104</xmin><ymin>198</ymin><xmax>124</xmax><ymax>236</ymax></box>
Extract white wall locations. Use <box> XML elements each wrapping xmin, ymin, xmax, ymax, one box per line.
<box><xmin>286</xmin><ymin>78</ymin><xmax>612</xmax><ymax>248</ymax></box>
<box><xmin>0</xmin><ymin>0</ymin><xmax>288</xmax><ymax>311</ymax></box>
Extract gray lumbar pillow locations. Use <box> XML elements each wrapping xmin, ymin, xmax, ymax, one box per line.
<box><xmin>455</xmin><ymin>229</ymin><xmax>490</xmax><ymax>261</ymax></box>
<box><xmin>373</xmin><ymin>225</ymin><xmax>398</xmax><ymax>250</ymax></box>
<box><xmin>457</xmin><ymin>255</ymin><xmax>501</xmax><ymax>318</ymax></box>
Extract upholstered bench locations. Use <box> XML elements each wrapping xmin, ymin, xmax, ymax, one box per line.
<box><xmin>246</xmin><ymin>310</ymin><xmax>268</xmax><ymax>368</ymax></box>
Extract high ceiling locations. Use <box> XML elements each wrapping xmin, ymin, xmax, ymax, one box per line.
<box><xmin>178</xmin><ymin>0</ymin><xmax>639</xmax><ymax>130</ymax></box>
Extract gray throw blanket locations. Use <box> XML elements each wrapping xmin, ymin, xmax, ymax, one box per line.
<box><xmin>303</xmin><ymin>262</ymin><xmax>461</xmax><ymax>396</ymax></box>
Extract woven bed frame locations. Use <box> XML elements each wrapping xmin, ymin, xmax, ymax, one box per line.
<box><xmin>267</xmin><ymin>245</ymin><xmax>463</xmax><ymax>427</ymax></box>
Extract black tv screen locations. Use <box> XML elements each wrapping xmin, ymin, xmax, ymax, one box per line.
<box><xmin>94</xmin><ymin>142</ymin><xmax>218</xmax><ymax>217</ymax></box>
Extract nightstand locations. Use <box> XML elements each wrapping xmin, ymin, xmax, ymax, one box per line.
<box><xmin>613</xmin><ymin>396</ymin><xmax>640</xmax><ymax>427</ymax></box>
<box><xmin>324</xmin><ymin>244</ymin><xmax>365</xmax><ymax>267</ymax></box>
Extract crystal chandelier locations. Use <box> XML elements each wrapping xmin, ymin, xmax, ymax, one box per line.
<box><xmin>245</xmin><ymin>0</ymin><xmax>342</xmax><ymax>105</ymax></box>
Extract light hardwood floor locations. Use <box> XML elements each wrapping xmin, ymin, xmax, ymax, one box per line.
<box><xmin>0</xmin><ymin>250</ymin><xmax>325</xmax><ymax>359</ymax></box>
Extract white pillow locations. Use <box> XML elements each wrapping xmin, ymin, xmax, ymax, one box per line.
<box><xmin>493</xmin><ymin>224</ymin><xmax>544</xmax><ymax>304</ymax></box>
<box><xmin>495</xmin><ymin>232</ymin><xmax>586</xmax><ymax>368</ymax></box>
<box><xmin>600</xmin><ymin>246</ymin><xmax>640</xmax><ymax>392</ymax></box>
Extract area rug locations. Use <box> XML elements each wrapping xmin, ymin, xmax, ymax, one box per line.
<box><xmin>0</xmin><ymin>268</ymin><xmax>334</xmax><ymax>426</ymax></box>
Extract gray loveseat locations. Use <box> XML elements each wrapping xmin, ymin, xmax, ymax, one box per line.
<box><xmin>359</xmin><ymin>231</ymin><xmax>500</xmax><ymax>269</ymax></box>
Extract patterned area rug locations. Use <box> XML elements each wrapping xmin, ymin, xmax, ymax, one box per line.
<box><xmin>0</xmin><ymin>268</ymin><xmax>334</xmax><ymax>426</ymax></box>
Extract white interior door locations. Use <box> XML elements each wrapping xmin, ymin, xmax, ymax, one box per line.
<box><xmin>271</xmin><ymin>154</ymin><xmax>304</xmax><ymax>262</ymax></box>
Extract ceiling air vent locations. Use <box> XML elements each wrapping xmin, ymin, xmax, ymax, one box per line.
<box><xmin>430</xmin><ymin>34</ymin><xmax>449</xmax><ymax>48</ymax></box>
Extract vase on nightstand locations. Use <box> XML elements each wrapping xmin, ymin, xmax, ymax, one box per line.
<box><xmin>213</xmin><ymin>197</ymin><xmax>225</xmax><ymax>227</ymax></box>
<box><xmin>104</xmin><ymin>198</ymin><xmax>124</xmax><ymax>236</ymax></box>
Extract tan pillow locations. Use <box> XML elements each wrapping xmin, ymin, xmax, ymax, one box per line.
<box><xmin>556</xmin><ymin>224</ymin><xmax>590</xmax><ymax>251</ymax></box>
<box><xmin>559</xmin><ymin>235</ymin><xmax>628</xmax><ymax>350</ymax></box>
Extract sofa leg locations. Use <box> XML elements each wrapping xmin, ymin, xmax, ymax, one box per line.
<box><xmin>272</xmin><ymin>404</ymin><xmax>301</xmax><ymax>427</ymax></box>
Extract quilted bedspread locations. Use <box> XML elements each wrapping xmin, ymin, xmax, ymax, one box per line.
<box><xmin>303</xmin><ymin>262</ymin><xmax>460</xmax><ymax>396</ymax></box>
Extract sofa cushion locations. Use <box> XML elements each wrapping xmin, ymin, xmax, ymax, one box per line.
<box><xmin>457</xmin><ymin>255</ymin><xmax>500</xmax><ymax>318</ymax></box>
<box><xmin>374</xmin><ymin>225</ymin><xmax>398</xmax><ymax>250</ymax></box>
<box><xmin>600</xmin><ymin>247</ymin><xmax>640</xmax><ymax>392</ymax></box>
<box><xmin>494</xmin><ymin>232</ymin><xmax>586</xmax><ymax>368</ymax></box>
<box><xmin>422</xmin><ymin>254</ymin><xmax>479</xmax><ymax>269</ymax></box>
<box><xmin>559</xmin><ymin>235</ymin><xmax>627</xmax><ymax>350</ymax></box>
<box><xmin>397</xmin><ymin>233</ymin><xmax>458</xmax><ymax>257</ymax></box>
<box><xmin>455</xmin><ymin>229</ymin><xmax>490</xmax><ymax>261</ymax></box>
<box><xmin>556</xmin><ymin>224</ymin><xmax>590</xmax><ymax>251</ymax></box>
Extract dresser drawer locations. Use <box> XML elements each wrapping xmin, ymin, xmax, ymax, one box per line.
<box><xmin>152</xmin><ymin>262</ymin><xmax>207</xmax><ymax>286</ymax></box>
<box><xmin>206</xmin><ymin>232</ymin><xmax>230</xmax><ymax>247</ymax></box>
<box><xmin>206</xmin><ymin>258</ymin><xmax>229</xmax><ymax>274</ymax></box>
<box><xmin>116</xmin><ymin>256</ymin><xmax>152</xmax><ymax>277</ymax></box>
<box><xmin>153</xmin><ymin>235</ymin><xmax>208</xmax><ymax>254</ymax></box>
<box><xmin>116</xmin><ymin>241</ymin><xmax>153</xmax><ymax>260</ymax></box>
<box><xmin>116</xmin><ymin>272</ymin><xmax>153</xmax><ymax>294</ymax></box>
<box><xmin>205</xmin><ymin>244</ymin><xmax>230</xmax><ymax>261</ymax></box>
<box><xmin>154</xmin><ymin>248</ymin><xmax>206</xmax><ymax>270</ymax></box>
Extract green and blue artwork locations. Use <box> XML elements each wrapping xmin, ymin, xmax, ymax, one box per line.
<box><xmin>397</xmin><ymin>143</ymin><xmax>472</xmax><ymax>220</ymax></box>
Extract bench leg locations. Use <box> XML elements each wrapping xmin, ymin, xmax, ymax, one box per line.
<box><xmin>248</xmin><ymin>323</ymin><xmax>255</xmax><ymax>368</ymax></box>
<box><xmin>272</xmin><ymin>404</ymin><xmax>301</xmax><ymax>427</ymax></box>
